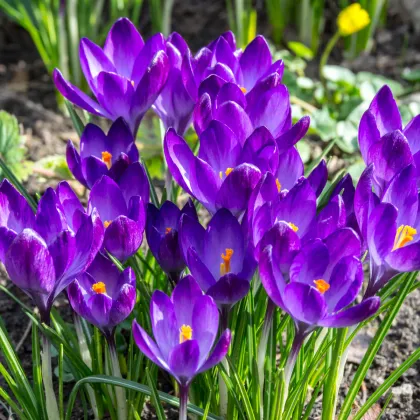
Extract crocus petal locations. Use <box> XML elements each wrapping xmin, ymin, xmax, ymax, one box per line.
<box><xmin>79</xmin><ymin>38</ymin><xmax>116</xmax><ymax>93</ymax></box>
<box><xmin>186</xmin><ymin>247</ymin><xmax>217</xmax><ymax>292</ymax></box>
<box><xmin>179</xmin><ymin>214</ymin><xmax>206</xmax><ymax>262</ymax></box>
<box><xmin>5</xmin><ymin>229</ymin><xmax>55</xmax><ymax>295</ymax></box>
<box><xmin>150</xmin><ymin>290</ymin><xmax>178</xmax><ymax>360</ymax></box>
<box><xmin>276</xmin><ymin>116</ymin><xmax>310</xmax><ymax>154</ymax></box>
<box><xmin>192</xmin><ymin>295</ymin><xmax>219</xmax><ymax>366</ymax></box>
<box><xmin>171</xmin><ymin>275</ymin><xmax>203</xmax><ymax>327</ymax></box>
<box><xmin>104</xmin><ymin>216</ymin><xmax>143</xmax><ymax>261</ymax></box>
<box><xmin>216</xmin><ymin>82</ymin><xmax>246</xmax><ymax>109</ymax></box>
<box><xmin>82</xmin><ymin>156</ymin><xmax>108</xmax><ymax>189</ymax></box>
<box><xmin>240</xmin><ymin>35</ymin><xmax>272</xmax><ymax>91</ymax></box>
<box><xmin>103</xmin><ymin>18</ymin><xmax>144</xmax><ymax>79</ymax></box>
<box><xmin>307</xmin><ymin>159</ymin><xmax>327</xmax><ymax>197</ymax></box>
<box><xmin>110</xmin><ymin>283</ymin><xmax>136</xmax><ymax>326</ymax></box>
<box><xmin>368</xmin><ymin>85</ymin><xmax>402</xmax><ymax>136</ymax></box>
<box><xmin>107</xmin><ymin>117</ymin><xmax>138</xmax><ymax>161</ymax></box>
<box><xmin>316</xmin><ymin>195</ymin><xmax>346</xmax><ymax>239</ymax></box>
<box><xmin>289</xmin><ymin>239</ymin><xmax>329</xmax><ymax>285</ymax></box>
<box><xmin>88</xmin><ymin>293</ymin><xmax>113</xmax><ymax>329</ymax></box>
<box><xmin>215</xmin><ymin>164</ymin><xmax>261</xmax><ymax>216</ymax></box>
<box><xmin>203</xmin><ymin>208</ymin><xmax>244</xmax><ymax>279</ymax></box>
<box><xmin>206</xmin><ymin>273</ymin><xmax>250</xmax><ymax>306</ymax></box>
<box><xmin>0</xmin><ymin>227</ymin><xmax>16</xmax><ymax>263</ymax></box>
<box><xmin>0</xmin><ymin>179</ymin><xmax>36</xmax><ymax>232</ymax></box>
<box><xmin>358</xmin><ymin>110</ymin><xmax>381</xmax><ymax>163</ymax></box>
<box><xmin>284</xmin><ymin>282</ymin><xmax>327</xmax><ymax>325</ymax></box>
<box><xmin>276</xmin><ymin>147</ymin><xmax>304</xmax><ymax>191</ymax></box>
<box><xmin>259</xmin><ymin>245</ymin><xmax>286</xmax><ymax>309</ymax></box>
<box><xmin>118</xmin><ymin>162</ymin><xmax>149</xmax><ymax>205</ymax></box>
<box><xmin>319</xmin><ymin>297</ymin><xmax>380</xmax><ymax>328</ymax></box>
<box><xmin>168</xmin><ymin>340</ymin><xmax>200</xmax><ymax>385</ymax></box>
<box><xmin>387</xmin><ymin>242</ymin><xmax>420</xmax><ymax>272</ymax></box>
<box><xmin>53</xmin><ymin>69</ymin><xmax>109</xmax><ymax>117</ymax></box>
<box><xmin>193</xmin><ymin>93</ymin><xmax>213</xmax><ymax>135</ymax></box>
<box><xmin>325</xmin><ymin>256</ymin><xmax>363</xmax><ymax>313</ymax></box>
<box><xmin>403</xmin><ymin>114</ymin><xmax>420</xmax><ymax>154</ymax></box>
<box><xmin>132</xmin><ymin>320</ymin><xmax>169</xmax><ymax>369</ymax></box>
<box><xmin>66</xmin><ymin>141</ymin><xmax>86</xmax><ymax>187</ymax></box>
<box><xmin>56</xmin><ymin>182</ymin><xmax>84</xmax><ymax>232</ymax></box>
<box><xmin>197</xmin><ymin>329</ymin><xmax>231</xmax><ymax>373</ymax></box>
<box><xmin>367</xmin><ymin>203</ymin><xmax>398</xmax><ymax>266</ymax></box>
<box><xmin>48</xmin><ymin>230</ymin><xmax>76</xmax><ymax>279</ymax></box>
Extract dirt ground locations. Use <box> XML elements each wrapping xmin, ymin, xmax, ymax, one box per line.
<box><xmin>1</xmin><ymin>1</ymin><xmax>420</xmax><ymax>418</ymax></box>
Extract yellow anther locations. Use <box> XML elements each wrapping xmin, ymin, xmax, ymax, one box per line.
<box><xmin>240</xmin><ymin>86</ymin><xmax>247</xmax><ymax>94</ymax></box>
<box><xmin>287</xmin><ymin>222</ymin><xmax>299</xmax><ymax>232</ymax></box>
<box><xmin>104</xmin><ymin>220</ymin><xmax>112</xmax><ymax>228</ymax></box>
<box><xmin>101</xmin><ymin>151</ymin><xmax>112</xmax><ymax>170</ymax></box>
<box><xmin>220</xmin><ymin>168</ymin><xmax>234</xmax><ymax>179</ymax></box>
<box><xmin>165</xmin><ymin>227</ymin><xmax>172</xmax><ymax>234</ymax></box>
<box><xmin>313</xmin><ymin>279</ymin><xmax>330</xmax><ymax>294</ymax></box>
<box><xmin>92</xmin><ymin>281</ymin><xmax>107</xmax><ymax>294</ymax></box>
<box><xmin>220</xmin><ymin>248</ymin><xmax>234</xmax><ymax>276</ymax></box>
<box><xmin>131</xmin><ymin>80</ymin><xmax>135</xmax><ymax>87</ymax></box>
<box><xmin>393</xmin><ymin>225</ymin><xmax>417</xmax><ymax>251</ymax></box>
<box><xmin>276</xmin><ymin>179</ymin><xmax>281</xmax><ymax>193</ymax></box>
<box><xmin>179</xmin><ymin>325</ymin><xmax>193</xmax><ymax>343</ymax></box>
<box><xmin>337</xmin><ymin>4</ymin><xmax>370</xmax><ymax>36</ymax></box>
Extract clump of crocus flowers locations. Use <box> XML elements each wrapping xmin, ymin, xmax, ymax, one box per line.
<box><xmin>1</xmin><ymin>7</ymin><xmax>416</xmax><ymax>420</ymax></box>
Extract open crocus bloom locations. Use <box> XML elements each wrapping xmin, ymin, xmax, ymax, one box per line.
<box><xmin>132</xmin><ymin>275</ymin><xmax>231</xmax><ymax>386</ymax></box>
<box><xmin>146</xmin><ymin>199</ymin><xmax>198</xmax><ymax>284</ymax></box>
<box><xmin>0</xmin><ymin>180</ymin><xmax>104</xmax><ymax>321</ymax></box>
<box><xmin>260</xmin><ymin>221</ymin><xmax>380</xmax><ymax>331</ymax></box>
<box><xmin>88</xmin><ymin>162</ymin><xmax>149</xmax><ymax>261</ymax></box>
<box><xmin>53</xmin><ymin>18</ymin><xmax>169</xmax><ymax>135</ymax></box>
<box><xmin>66</xmin><ymin>118</ymin><xmax>139</xmax><ymax>189</ymax></box>
<box><xmin>182</xmin><ymin>32</ymin><xmax>284</xmax><ymax>102</ymax></box>
<box><xmin>179</xmin><ymin>209</ymin><xmax>256</xmax><ymax>308</ymax></box>
<box><xmin>153</xmin><ymin>32</ymin><xmax>194</xmax><ymax>135</ymax></box>
<box><xmin>358</xmin><ymin>85</ymin><xmax>419</xmax><ymax>193</ymax></box>
<box><xmin>68</xmin><ymin>253</ymin><xmax>136</xmax><ymax>338</ymax></box>
<box><xmin>356</xmin><ymin>164</ymin><xmax>420</xmax><ymax>297</ymax></box>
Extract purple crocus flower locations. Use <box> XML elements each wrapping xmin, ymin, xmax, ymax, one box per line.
<box><xmin>68</xmin><ymin>253</ymin><xmax>136</xmax><ymax>338</ymax></box>
<box><xmin>67</xmin><ymin>118</ymin><xmax>139</xmax><ymax>189</ymax></box>
<box><xmin>132</xmin><ymin>275</ymin><xmax>231</xmax><ymax>391</ymax></box>
<box><xmin>88</xmin><ymin>162</ymin><xmax>149</xmax><ymax>261</ymax></box>
<box><xmin>182</xmin><ymin>32</ymin><xmax>284</xmax><ymax>102</ymax></box>
<box><xmin>259</xmin><ymin>222</ymin><xmax>380</xmax><ymax>333</ymax></box>
<box><xmin>178</xmin><ymin>209</ymin><xmax>256</xmax><ymax>309</ymax></box>
<box><xmin>355</xmin><ymin>163</ymin><xmax>420</xmax><ymax>297</ymax></box>
<box><xmin>146</xmin><ymin>199</ymin><xmax>198</xmax><ymax>284</ymax></box>
<box><xmin>0</xmin><ymin>180</ymin><xmax>104</xmax><ymax>322</ymax></box>
<box><xmin>153</xmin><ymin>33</ymin><xmax>195</xmax><ymax>135</ymax></box>
<box><xmin>53</xmin><ymin>18</ymin><xmax>170</xmax><ymax>135</ymax></box>
<box><xmin>358</xmin><ymin>85</ymin><xmax>417</xmax><ymax>193</ymax></box>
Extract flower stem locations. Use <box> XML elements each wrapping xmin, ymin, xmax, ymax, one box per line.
<box><xmin>219</xmin><ymin>306</ymin><xmax>229</xmax><ymax>417</ymax></box>
<box><xmin>107</xmin><ymin>334</ymin><xmax>127</xmax><ymax>420</ymax></box>
<box><xmin>179</xmin><ymin>384</ymin><xmax>190</xmax><ymax>420</ymax></box>
<box><xmin>319</xmin><ymin>31</ymin><xmax>341</xmax><ymax>92</ymax></box>
<box><xmin>281</xmin><ymin>327</ymin><xmax>307</xmax><ymax>414</ymax></box>
<box><xmin>41</xmin><ymin>333</ymin><xmax>60</xmax><ymax>420</ymax></box>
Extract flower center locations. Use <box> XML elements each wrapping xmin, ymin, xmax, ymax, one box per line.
<box><xmin>313</xmin><ymin>279</ymin><xmax>329</xmax><ymax>294</ymax></box>
<box><xmin>179</xmin><ymin>324</ymin><xmax>193</xmax><ymax>343</ymax></box>
<box><xmin>101</xmin><ymin>151</ymin><xmax>112</xmax><ymax>170</ymax></box>
<box><xmin>219</xmin><ymin>167</ymin><xmax>234</xmax><ymax>179</ymax></box>
<box><xmin>165</xmin><ymin>227</ymin><xmax>172</xmax><ymax>234</ymax></box>
<box><xmin>92</xmin><ymin>281</ymin><xmax>106</xmax><ymax>294</ymax></box>
<box><xmin>220</xmin><ymin>248</ymin><xmax>234</xmax><ymax>275</ymax></box>
<box><xmin>393</xmin><ymin>225</ymin><xmax>417</xmax><ymax>251</ymax></box>
<box><xmin>287</xmin><ymin>222</ymin><xmax>299</xmax><ymax>232</ymax></box>
<box><xmin>276</xmin><ymin>179</ymin><xmax>281</xmax><ymax>192</ymax></box>
<box><xmin>240</xmin><ymin>86</ymin><xmax>247</xmax><ymax>94</ymax></box>
<box><xmin>104</xmin><ymin>220</ymin><xmax>112</xmax><ymax>228</ymax></box>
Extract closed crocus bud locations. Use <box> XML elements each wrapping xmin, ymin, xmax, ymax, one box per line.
<box><xmin>179</xmin><ymin>208</ymin><xmax>256</xmax><ymax>310</ymax></box>
<box><xmin>132</xmin><ymin>275</ymin><xmax>231</xmax><ymax>388</ymax></box>
<box><xmin>88</xmin><ymin>162</ymin><xmax>149</xmax><ymax>262</ymax></box>
<box><xmin>68</xmin><ymin>253</ymin><xmax>136</xmax><ymax>338</ymax></box>
<box><xmin>53</xmin><ymin>18</ymin><xmax>170</xmax><ymax>135</ymax></box>
<box><xmin>146</xmin><ymin>199</ymin><xmax>197</xmax><ymax>285</ymax></box>
<box><xmin>66</xmin><ymin>117</ymin><xmax>139</xmax><ymax>189</ymax></box>
<box><xmin>0</xmin><ymin>180</ymin><xmax>104</xmax><ymax>322</ymax></box>
<box><xmin>337</xmin><ymin>4</ymin><xmax>370</xmax><ymax>36</ymax></box>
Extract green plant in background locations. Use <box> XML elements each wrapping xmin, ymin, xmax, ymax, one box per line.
<box><xmin>226</xmin><ymin>0</ymin><xmax>257</xmax><ymax>48</ymax></box>
<box><xmin>149</xmin><ymin>0</ymin><xmax>175</xmax><ymax>35</ymax></box>
<box><xmin>0</xmin><ymin>0</ymin><xmax>144</xmax><ymax>103</ymax></box>
<box><xmin>0</xmin><ymin>111</ymin><xmax>30</xmax><ymax>182</ymax></box>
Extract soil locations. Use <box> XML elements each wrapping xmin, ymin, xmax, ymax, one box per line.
<box><xmin>1</xmin><ymin>1</ymin><xmax>420</xmax><ymax>419</ymax></box>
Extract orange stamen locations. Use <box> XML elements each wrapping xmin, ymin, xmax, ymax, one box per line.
<box><xmin>276</xmin><ymin>179</ymin><xmax>281</xmax><ymax>192</ymax></box>
<box><xmin>220</xmin><ymin>248</ymin><xmax>234</xmax><ymax>275</ymax></box>
<box><xmin>165</xmin><ymin>227</ymin><xmax>172</xmax><ymax>234</ymax></box>
<box><xmin>288</xmin><ymin>222</ymin><xmax>299</xmax><ymax>232</ymax></box>
<box><xmin>92</xmin><ymin>281</ymin><xmax>106</xmax><ymax>294</ymax></box>
<box><xmin>240</xmin><ymin>86</ymin><xmax>247</xmax><ymax>94</ymax></box>
<box><xmin>101</xmin><ymin>151</ymin><xmax>112</xmax><ymax>170</ymax></box>
<box><xmin>104</xmin><ymin>220</ymin><xmax>112</xmax><ymax>228</ymax></box>
<box><xmin>313</xmin><ymin>279</ymin><xmax>330</xmax><ymax>294</ymax></box>
<box><xmin>179</xmin><ymin>325</ymin><xmax>193</xmax><ymax>343</ymax></box>
<box><xmin>393</xmin><ymin>225</ymin><xmax>417</xmax><ymax>251</ymax></box>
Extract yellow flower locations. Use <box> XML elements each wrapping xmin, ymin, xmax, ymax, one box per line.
<box><xmin>337</xmin><ymin>3</ymin><xmax>370</xmax><ymax>36</ymax></box>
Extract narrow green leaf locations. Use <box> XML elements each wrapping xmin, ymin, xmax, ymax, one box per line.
<box><xmin>145</xmin><ymin>367</ymin><xmax>165</xmax><ymax>420</ymax></box>
<box><xmin>65</xmin><ymin>101</ymin><xmax>85</xmax><ymax>137</ymax></box>
<box><xmin>32</xmin><ymin>323</ymin><xmax>48</xmax><ymax>420</ymax></box>
<box><xmin>141</xmin><ymin>157</ymin><xmax>160</xmax><ymax>207</ymax></box>
<box><xmin>58</xmin><ymin>344</ymin><xmax>64</xmax><ymax>420</ymax></box>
